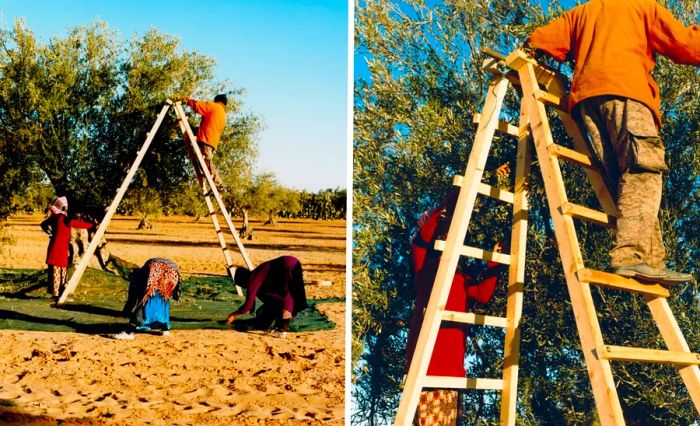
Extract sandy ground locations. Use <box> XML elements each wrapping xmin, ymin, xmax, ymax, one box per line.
<box><xmin>0</xmin><ymin>215</ymin><xmax>346</xmax><ymax>425</ymax></box>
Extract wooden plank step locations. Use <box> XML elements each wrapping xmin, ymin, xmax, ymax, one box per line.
<box><xmin>434</xmin><ymin>240</ymin><xmax>511</xmax><ymax>265</ymax></box>
<box><xmin>536</xmin><ymin>89</ymin><xmax>568</xmax><ymax>111</ymax></box>
<box><xmin>452</xmin><ymin>175</ymin><xmax>514</xmax><ymax>204</ymax></box>
<box><xmin>548</xmin><ymin>143</ymin><xmax>594</xmax><ymax>169</ymax></box>
<box><xmin>576</xmin><ymin>268</ymin><xmax>670</xmax><ymax>298</ymax></box>
<box><xmin>423</xmin><ymin>376</ymin><xmax>503</xmax><ymax>391</ymax></box>
<box><xmin>560</xmin><ymin>201</ymin><xmax>616</xmax><ymax>228</ymax></box>
<box><xmin>597</xmin><ymin>345</ymin><xmax>700</xmax><ymax>366</ymax></box>
<box><xmin>441</xmin><ymin>310</ymin><xmax>508</xmax><ymax>328</ymax></box>
<box><xmin>473</xmin><ymin>113</ymin><xmax>519</xmax><ymax>137</ymax></box>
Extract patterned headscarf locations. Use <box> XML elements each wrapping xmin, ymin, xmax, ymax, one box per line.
<box><xmin>49</xmin><ymin>197</ymin><xmax>68</xmax><ymax>216</ymax></box>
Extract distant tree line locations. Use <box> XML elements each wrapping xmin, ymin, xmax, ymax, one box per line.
<box><xmin>279</xmin><ymin>189</ymin><xmax>347</xmax><ymax>220</ymax></box>
<box><xmin>10</xmin><ymin>179</ymin><xmax>346</xmax><ymax>222</ymax></box>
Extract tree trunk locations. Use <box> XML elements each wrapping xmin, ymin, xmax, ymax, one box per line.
<box><xmin>137</xmin><ymin>216</ymin><xmax>153</xmax><ymax>230</ymax></box>
<box><xmin>263</xmin><ymin>210</ymin><xmax>278</xmax><ymax>226</ymax></box>
<box><xmin>240</xmin><ymin>208</ymin><xmax>254</xmax><ymax>240</ymax></box>
<box><xmin>92</xmin><ymin>230</ymin><xmax>118</xmax><ymax>273</ymax></box>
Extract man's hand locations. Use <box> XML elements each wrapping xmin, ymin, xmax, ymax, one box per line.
<box><xmin>493</xmin><ymin>241</ymin><xmax>503</xmax><ymax>253</ymax></box>
<box><xmin>495</xmin><ymin>162</ymin><xmax>511</xmax><ymax>181</ymax></box>
<box><xmin>225</xmin><ymin>313</ymin><xmax>238</xmax><ymax>325</ymax></box>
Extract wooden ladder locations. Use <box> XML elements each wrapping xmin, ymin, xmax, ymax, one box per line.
<box><xmin>395</xmin><ymin>50</ymin><xmax>700</xmax><ymax>425</ymax></box>
<box><xmin>173</xmin><ymin>101</ymin><xmax>254</xmax><ymax>295</ymax></box>
<box><xmin>58</xmin><ymin>99</ymin><xmax>253</xmax><ymax>304</ymax></box>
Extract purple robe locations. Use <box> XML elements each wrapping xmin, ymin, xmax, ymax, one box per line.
<box><xmin>234</xmin><ymin>256</ymin><xmax>308</xmax><ymax>316</ymax></box>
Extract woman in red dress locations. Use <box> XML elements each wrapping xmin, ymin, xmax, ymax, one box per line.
<box><xmin>40</xmin><ymin>197</ymin><xmax>95</xmax><ymax>303</ymax></box>
<box><xmin>405</xmin><ymin>190</ymin><xmax>504</xmax><ymax>425</ymax></box>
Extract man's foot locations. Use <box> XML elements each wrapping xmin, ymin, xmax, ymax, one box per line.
<box><xmin>161</xmin><ymin>330</ymin><xmax>170</xmax><ymax>336</ymax></box>
<box><xmin>657</xmin><ymin>268</ymin><xmax>694</xmax><ymax>285</ymax></box>
<box><xmin>611</xmin><ymin>263</ymin><xmax>665</xmax><ymax>282</ymax></box>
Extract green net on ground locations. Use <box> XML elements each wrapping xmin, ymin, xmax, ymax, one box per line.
<box><xmin>0</xmin><ymin>268</ymin><xmax>337</xmax><ymax>334</ymax></box>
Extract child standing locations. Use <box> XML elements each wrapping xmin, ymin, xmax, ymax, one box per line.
<box><xmin>40</xmin><ymin>197</ymin><xmax>96</xmax><ymax>303</ymax></box>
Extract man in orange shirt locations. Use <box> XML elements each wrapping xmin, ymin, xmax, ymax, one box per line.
<box><xmin>185</xmin><ymin>94</ymin><xmax>228</xmax><ymax>190</ymax></box>
<box><xmin>526</xmin><ymin>0</ymin><xmax>699</xmax><ymax>284</ymax></box>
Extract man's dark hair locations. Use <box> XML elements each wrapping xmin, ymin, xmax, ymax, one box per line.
<box><xmin>214</xmin><ymin>94</ymin><xmax>228</xmax><ymax>106</ymax></box>
<box><xmin>234</xmin><ymin>267</ymin><xmax>251</xmax><ymax>288</ymax></box>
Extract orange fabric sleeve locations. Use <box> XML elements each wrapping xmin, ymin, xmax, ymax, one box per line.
<box><xmin>187</xmin><ymin>98</ymin><xmax>211</xmax><ymax>116</ymax></box>
<box><xmin>651</xmin><ymin>3</ymin><xmax>700</xmax><ymax>66</ymax></box>
<box><xmin>526</xmin><ymin>10</ymin><xmax>574</xmax><ymax>62</ymax></box>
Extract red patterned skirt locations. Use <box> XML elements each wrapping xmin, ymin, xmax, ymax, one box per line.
<box><xmin>415</xmin><ymin>389</ymin><xmax>458</xmax><ymax>426</ymax></box>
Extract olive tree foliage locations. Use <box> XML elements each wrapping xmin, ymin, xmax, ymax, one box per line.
<box><xmin>0</xmin><ymin>19</ymin><xmax>260</xmax><ymax>224</ymax></box>
<box><xmin>222</xmin><ymin>173</ymin><xmax>297</xmax><ymax>237</ymax></box>
<box><xmin>0</xmin><ymin>20</ymin><xmax>42</xmax><ymax>220</ymax></box>
<box><xmin>353</xmin><ymin>0</ymin><xmax>700</xmax><ymax>424</ymax></box>
<box><xmin>263</xmin><ymin>187</ymin><xmax>301</xmax><ymax>226</ymax></box>
<box><xmin>290</xmin><ymin>188</ymin><xmax>347</xmax><ymax>220</ymax></box>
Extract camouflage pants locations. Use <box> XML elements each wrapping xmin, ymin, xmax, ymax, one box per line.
<box><xmin>577</xmin><ymin>96</ymin><xmax>667</xmax><ymax>269</ymax></box>
<box><xmin>197</xmin><ymin>142</ymin><xmax>223</xmax><ymax>188</ymax></box>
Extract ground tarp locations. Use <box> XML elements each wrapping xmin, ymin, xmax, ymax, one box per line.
<box><xmin>0</xmin><ymin>268</ymin><xmax>336</xmax><ymax>334</ymax></box>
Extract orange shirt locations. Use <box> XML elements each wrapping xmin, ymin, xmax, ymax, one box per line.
<box><xmin>527</xmin><ymin>0</ymin><xmax>700</xmax><ymax>126</ymax></box>
<box><xmin>186</xmin><ymin>99</ymin><xmax>227</xmax><ymax>148</ymax></box>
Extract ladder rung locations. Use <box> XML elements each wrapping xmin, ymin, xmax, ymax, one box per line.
<box><xmin>576</xmin><ymin>268</ymin><xmax>670</xmax><ymax>298</ymax></box>
<box><xmin>548</xmin><ymin>143</ymin><xmax>594</xmax><ymax>169</ymax></box>
<box><xmin>452</xmin><ymin>176</ymin><xmax>514</xmax><ymax>204</ymax></box>
<box><xmin>423</xmin><ymin>376</ymin><xmax>503</xmax><ymax>391</ymax></box>
<box><xmin>473</xmin><ymin>113</ymin><xmax>519</xmax><ymax>137</ymax></box>
<box><xmin>536</xmin><ymin>89</ymin><xmax>567</xmax><ymax>111</ymax></box>
<box><xmin>434</xmin><ymin>240</ymin><xmax>511</xmax><ymax>265</ymax></box>
<box><xmin>441</xmin><ymin>310</ymin><xmax>508</xmax><ymax>328</ymax></box>
<box><xmin>597</xmin><ymin>345</ymin><xmax>700</xmax><ymax>366</ymax></box>
<box><xmin>560</xmin><ymin>202</ymin><xmax>615</xmax><ymax>228</ymax></box>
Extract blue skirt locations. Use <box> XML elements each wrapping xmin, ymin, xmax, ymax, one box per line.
<box><xmin>136</xmin><ymin>291</ymin><xmax>171</xmax><ymax>331</ymax></box>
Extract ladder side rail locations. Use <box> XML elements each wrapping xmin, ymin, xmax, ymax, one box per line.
<box><xmin>395</xmin><ymin>76</ymin><xmax>510</xmax><ymax>425</ymax></box>
<box><xmin>174</xmin><ymin>102</ymin><xmax>255</xmax><ymax>271</ymax></box>
<box><xmin>645</xmin><ymin>295</ymin><xmax>700</xmax><ymax>413</ymax></box>
<box><xmin>499</xmin><ymin>104</ymin><xmax>532</xmax><ymax>425</ymax></box>
<box><xmin>58</xmin><ymin>103</ymin><xmax>173</xmax><ymax>304</ymax></box>
<box><xmin>503</xmin><ymin>50</ymin><xmax>617</xmax><ymax>218</ymax></box>
<box><xmin>557</xmin><ymin>111</ymin><xmax>617</xmax><ymax>217</ymax></box>
<box><xmin>510</xmin><ymin>55</ymin><xmax>626</xmax><ymax>426</ymax></box>
<box><xmin>175</xmin><ymin>116</ymin><xmax>242</xmax><ymax>296</ymax></box>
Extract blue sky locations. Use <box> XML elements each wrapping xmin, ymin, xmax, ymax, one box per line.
<box><xmin>354</xmin><ymin>0</ymin><xmax>577</xmax><ymax>82</ymax></box>
<box><xmin>0</xmin><ymin>0</ymin><xmax>348</xmax><ymax>192</ymax></box>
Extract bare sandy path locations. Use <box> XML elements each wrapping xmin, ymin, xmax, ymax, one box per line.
<box><xmin>0</xmin><ymin>215</ymin><xmax>346</xmax><ymax>425</ymax></box>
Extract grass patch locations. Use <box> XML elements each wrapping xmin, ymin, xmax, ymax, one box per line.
<box><xmin>0</xmin><ymin>267</ymin><xmax>336</xmax><ymax>334</ymax></box>
<box><xmin>0</xmin><ymin>399</ymin><xmax>16</xmax><ymax>407</ymax></box>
